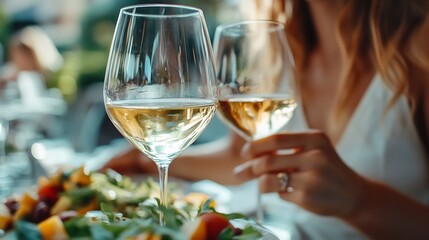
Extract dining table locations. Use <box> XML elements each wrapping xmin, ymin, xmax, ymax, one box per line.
<box><xmin>2</xmin><ymin>137</ymin><xmax>295</xmax><ymax>239</ymax></box>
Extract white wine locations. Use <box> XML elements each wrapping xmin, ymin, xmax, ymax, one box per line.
<box><xmin>217</xmin><ymin>95</ymin><xmax>296</xmax><ymax>140</ymax></box>
<box><xmin>106</xmin><ymin>99</ymin><xmax>216</xmax><ymax>165</ymax></box>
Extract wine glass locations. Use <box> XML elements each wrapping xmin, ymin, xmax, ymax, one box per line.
<box><xmin>104</xmin><ymin>4</ymin><xmax>217</xmax><ymax>225</ymax></box>
<box><xmin>0</xmin><ymin>119</ymin><xmax>9</xmax><ymax>186</ymax></box>
<box><xmin>213</xmin><ymin>20</ymin><xmax>296</xmax><ymax>224</ymax></box>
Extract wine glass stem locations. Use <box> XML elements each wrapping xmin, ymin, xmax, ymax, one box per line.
<box><xmin>0</xmin><ymin>119</ymin><xmax>7</xmax><ymax>159</ymax></box>
<box><xmin>251</xmin><ymin>137</ymin><xmax>264</xmax><ymax>224</ymax></box>
<box><xmin>157</xmin><ymin>164</ymin><xmax>169</xmax><ymax>226</ymax></box>
<box><xmin>256</xmin><ymin>181</ymin><xmax>264</xmax><ymax>224</ymax></box>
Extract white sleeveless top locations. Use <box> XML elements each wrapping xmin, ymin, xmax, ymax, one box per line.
<box><xmin>264</xmin><ymin>75</ymin><xmax>429</xmax><ymax>239</ymax></box>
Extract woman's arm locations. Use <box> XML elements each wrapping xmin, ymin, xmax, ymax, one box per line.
<box><xmin>103</xmin><ymin>132</ymin><xmax>247</xmax><ymax>185</ymax></box>
<box><xmin>343</xmin><ymin>179</ymin><xmax>429</xmax><ymax>240</ymax></box>
<box><xmin>169</xmin><ymin>133</ymin><xmax>246</xmax><ymax>185</ymax></box>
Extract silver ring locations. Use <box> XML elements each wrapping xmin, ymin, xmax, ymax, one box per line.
<box><xmin>277</xmin><ymin>172</ymin><xmax>294</xmax><ymax>192</ymax></box>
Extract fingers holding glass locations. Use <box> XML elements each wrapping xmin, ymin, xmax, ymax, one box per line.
<box><xmin>241</xmin><ymin>130</ymin><xmax>331</xmax><ymax>160</ymax></box>
<box><xmin>234</xmin><ymin>147</ymin><xmax>315</xmax><ymax>181</ymax></box>
<box><xmin>242</xmin><ymin>136</ymin><xmax>366</xmax><ymax>217</ymax></box>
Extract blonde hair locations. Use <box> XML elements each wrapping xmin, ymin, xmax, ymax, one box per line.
<box><xmin>10</xmin><ymin>26</ymin><xmax>63</xmax><ymax>74</ymax></box>
<box><xmin>243</xmin><ymin>0</ymin><xmax>429</xmax><ymax>126</ymax></box>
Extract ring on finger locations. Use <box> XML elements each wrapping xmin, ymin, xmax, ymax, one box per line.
<box><xmin>277</xmin><ymin>172</ymin><xmax>294</xmax><ymax>193</ymax></box>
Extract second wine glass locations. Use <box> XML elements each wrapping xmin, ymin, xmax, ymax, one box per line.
<box><xmin>213</xmin><ymin>20</ymin><xmax>297</xmax><ymax>224</ymax></box>
<box><xmin>104</xmin><ymin>4</ymin><xmax>217</xmax><ymax>225</ymax></box>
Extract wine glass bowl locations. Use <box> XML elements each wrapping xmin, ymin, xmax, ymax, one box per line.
<box><xmin>213</xmin><ymin>20</ymin><xmax>296</xmax><ymax>223</ymax></box>
<box><xmin>104</xmin><ymin>4</ymin><xmax>217</xmax><ymax>224</ymax></box>
<box><xmin>214</xmin><ymin>21</ymin><xmax>296</xmax><ymax>142</ymax></box>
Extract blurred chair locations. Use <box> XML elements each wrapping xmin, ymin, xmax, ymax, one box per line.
<box><xmin>66</xmin><ymin>82</ymin><xmax>121</xmax><ymax>152</ymax></box>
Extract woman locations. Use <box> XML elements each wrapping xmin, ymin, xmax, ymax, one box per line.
<box><xmin>1</xmin><ymin>26</ymin><xmax>63</xmax><ymax>83</ymax></box>
<box><xmin>105</xmin><ymin>0</ymin><xmax>429</xmax><ymax>239</ymax></box>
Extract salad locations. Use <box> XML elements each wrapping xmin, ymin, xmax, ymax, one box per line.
<box><xmin>0</xmin><ymin>167</ymin><xmax>264</xmax><ymax>240</ymax></box>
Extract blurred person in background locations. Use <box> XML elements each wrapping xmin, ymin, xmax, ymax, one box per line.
<box><xmin>0</xmin><ymin>26</ymin><xmax>66</xmax><ymax>148</ymax></box>
<box><xmin>105</xmin><ymin>0</ymin><xmax>429</xmax><ymax>239</ymax></box>
<box><xmin>0</xmin><ymin>26</ymin><xmax>63</xmax><ymax>99</ymax></box>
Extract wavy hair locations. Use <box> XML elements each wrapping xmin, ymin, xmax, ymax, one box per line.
<box><xmin>243</xmin><ymin>0</ymin><xmax>429</xmax><ymax>127</ymax></box>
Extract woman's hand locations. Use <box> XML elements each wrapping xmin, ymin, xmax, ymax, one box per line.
<box><xmin>234</xmin><ymin>130</ymin><xmax>367</xmax><ymax>218</ymax></box>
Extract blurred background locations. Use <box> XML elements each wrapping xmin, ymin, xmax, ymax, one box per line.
<box><xmin>0</xmin><ymin>0</ymin><xmax>242</xmax><ymax>196</ymax></box>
